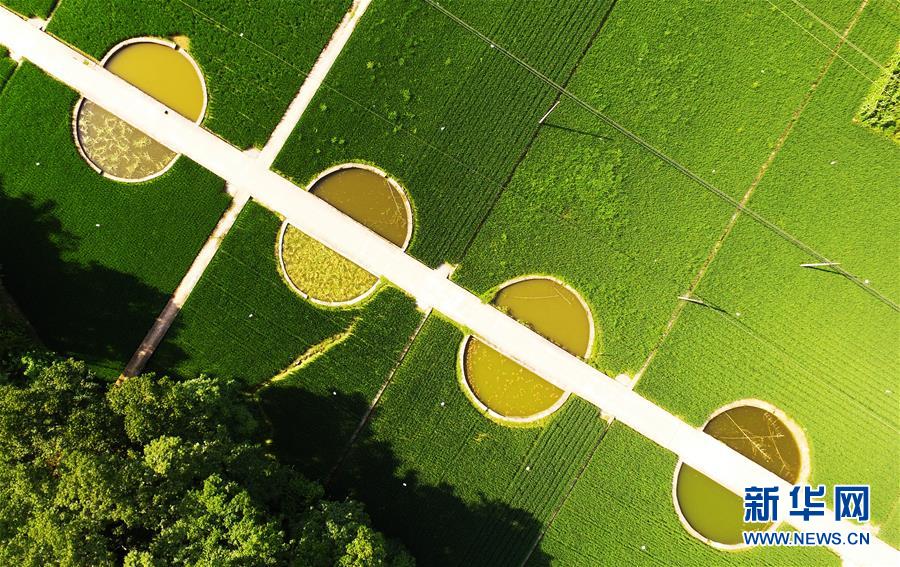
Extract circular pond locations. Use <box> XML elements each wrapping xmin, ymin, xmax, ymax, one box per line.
<box><xmin>74</xmin><ymin>38</ymin><xmax>206</xmax><ymax>181</ymax></box>
<box><xmin>460</xmin><ymin>277</ymin><xmax>594</xmax><ymax>423</ymax></box>
<box><xmin>674</xmin><ymin>401</ymin><xmax>809</xmax><ymax>548</ymax></box>
<box><xmin>279</xmin><ymin>165</ymin><xmax>413</xmax><ymax>305</ymax></box>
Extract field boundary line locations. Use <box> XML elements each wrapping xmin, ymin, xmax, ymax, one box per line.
<box><xmin>324</xmin><ymin>311</ymin><xmax>430</xmax><ymax>486</ymax></box>
<box><xmin>6</xmin><ymin>12</ymin><xmax>895</xmax><ymax>563</ymax></box>
<box><xmin>634</xmin><ymin>0</ymin><xmax>872</xmax><ymax>384</ymax></box>
<box><xmin>518</xmin><ymin>416</ymin><xmax>611</xmax><ymax>567</ymax></box>
<box><xmin>423</xmin><ymin>0</ymin><xmax>899</xmax><ymax>312</ymax></box>
<box><xmin>457</xmin><ymin>0</ymin><xmax>621</xmax><ymax>261</ymax></box>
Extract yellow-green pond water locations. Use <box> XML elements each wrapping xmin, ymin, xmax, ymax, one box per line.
<box><xmin>676</xmin><ymin>405</ymin><xmax>803</xmax><ymax>545</ymax></box>
<box><xmin>463</xmin><ymin>278</ymin><xmax>592</xmax><ymax>420</ymax></box>
<box><xmin>75</xmin><ymin>41</ymin><xmax>204</xmax><ymax>180</ymax></box>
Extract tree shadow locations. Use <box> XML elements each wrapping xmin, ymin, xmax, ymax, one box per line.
<box><xmin>0</xmin><ymin>188</ymin><xmax>188</xmax><ymax>377</ymax></box>
<box><xmin>259</xmin><ymin>386</ymin><xmax>553</xmax><ymax>567</ymax></box>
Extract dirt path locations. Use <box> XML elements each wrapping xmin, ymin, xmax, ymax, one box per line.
<box><xmin>118</xmin><ymin>192</ymin><xmax>249</xmax><ymax>380</ymax></box>
<box><xmin>1</xmin><ymin>8</ymin><xmax>895</xmax><ymax>563</ymax></box>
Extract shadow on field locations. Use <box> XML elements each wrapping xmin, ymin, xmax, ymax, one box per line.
<box><xmin>260</xmin><ymin>385</ymin><xmax>553</xmax><ymax>567</ymax></box>
<box><xmin>0</xmin><ymin>188</ymin><xmax>188</xmax><ymax>377</ymax></box>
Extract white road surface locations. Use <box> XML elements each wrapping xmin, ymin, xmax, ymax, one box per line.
<box><xmin>0</xmin><ymin>7</ymin><xmax>894</xmax><ymax>564</ymax></box>
<box><xmin>122</xmin><ymin>0</ymin><xmax>373</xmax><ymax>377</ymax></box>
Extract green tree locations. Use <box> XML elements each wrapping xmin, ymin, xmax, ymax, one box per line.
<box><xmin>0</xmin><ymin>355</ymin><xmax>413</xmax><ymax>566</ymax></box>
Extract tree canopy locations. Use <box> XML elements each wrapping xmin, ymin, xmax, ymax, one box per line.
<box><xmin>0</xmin><ymin>353</ymin><xmax>413</xmax><ymax>566</ymax></box>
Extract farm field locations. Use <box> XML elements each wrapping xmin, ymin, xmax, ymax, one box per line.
<box><xmin>43</xmin><ymin>0</ymin><xmax>350</xmax><ymax>148</ymax></box>
<box><xmin>273</xmin><ymin>0</ymin><xmax>617</xmax><ymax>267</ymax></box>
<box><xmin>0</xmin><ymin>0</ymin><xmax>896</xmax><ymax>563</ymax></box>
<box><xmin>330</xmin><ymin>317</ymin><xmax>609</xmax><ymax>566</ymax></box>
<box><xmin>635</xmin><ymin>2</ymin><xmax>900</xmax><ymax>548</ymax></box>
<box><xmin>0</xmin><ymin>48</ymin><xmax>12</xmax><ymax>87</ymax></box>
<box><xmin>148</xmin><ymin>201</ymin><xmax>426</xmax><ymax>479</ymax></box>
<box><xmin>0</xmin><ymin>0</ymin><xmax>53</xmax><ymax>18</ymax></box>
<box><xmin>0</xmin><ymin>0</ymin><xmax>353</xmax><ymax>375</ymax></box>
<box><xmin>301</xmin><ymin>0</ymin><xmax>900</xmax><ymax>563</ymax></box>
<box><xmin>452</xmin><ymin>0</ymin><xmax>874</xmax><ymax>373</ymax></box>
<box><xmin>0</xmin><ymin>62</ymin><xmax>229</xmax><ymax>377</ymax></box>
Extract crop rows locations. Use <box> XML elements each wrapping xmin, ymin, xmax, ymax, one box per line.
<box><xmin>260</xmin><ymin>285</ymin><xmax>423</xmax><ymax>481</ymax></box>
<box><xmin>452</xmin><ymin>0</ymin><xmax>863</xmax><ymax>373</ymax></box>
<box><xmin>633</xmin><ymin>1</ymin><xmax>900</xmax><ymax>550</ymax></box>
<box><xmin>44</xmin><ymin>0</ymin><xmax>350</xmax><ymax>148</ymax></box>
<box><xmin>0</xmin><ymin>0</ymin><xmax>54</xmax><ymax>18</ymax></box>
<box><xmin>0</xmin><ymin>63</ymin><xmax>228</xmax><ymax>377</ymax></box>
<box><xmin>329</xmin><ymin>318</ymin><xmax>608</xmax><ymax>566</ymax></box>
<box><xmin>637</xmin><ymin>220</ymin><xmax>900</xmax><ymax>543</ymax></box>
<box><xmin>456</xmin><ymin>399</ymin><xmax>607</xmax><ymax>566</ymax></box>
<box><xmin>323</xmin><ymin>0</ymin><xmax>900</xmax><ymax>563</ymax></box>
<box><xmin>3</xmin><ymin>0</ymin><xmax>893</xmax><ymax>562</ymax></box>
<box><xmin>273</xmin><ymin>0</ymin><xmax>615</xmax><ymax>267</ymax></box>
<box><xmin>535</xmin><ymin>424</ymin><xmax>835</xmax><ymax>566</ymax></box>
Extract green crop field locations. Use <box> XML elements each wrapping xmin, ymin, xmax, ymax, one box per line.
<box><xmin>0</xmin><ymin>0</ymin><xmax>896</xmax><ymax>564</ymax></box>
<box><xmin>1</xmin><ymin>0</ymin><xmax>54</xmax><ymax>18</ymax></box>
<box><xmin>635</xmin><ymin>1</ymin><xmax>900</xmax><ymax>548</ymax></box>
<box><xmin>44</xmin><ymin>0</ymin><xmax>350</xmax><ymax>148</ymax></box>
<box><xmin>284</xmin><ymin>0</ymin><xmax>899</xmax><ymax>564</ymax></box>
<box><xmin>0</xmin><ymin>48</ymin><xmax>13</xmax><ymax>88</ymax></box>
<box><xmin>452</xmin><ymin>0</ymin><xmax>876</xmax><ymax>373</ymax></box>
<box><xmin>273</xmin><ymin>0</ymin><xmax>617</xmax><ymax>267</ymax></box>
<box><xmin>0</xmin><ymin>63</ymin><xmax>229</xmax><ymax>377</ymax></box>
<box><xmin>330</xmin><ymin>317</ymin><xmax>609</xmax><ymax>566</ymax></box>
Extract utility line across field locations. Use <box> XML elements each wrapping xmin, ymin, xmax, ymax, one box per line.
<box><xmin>784</xmin><ymin>0</ymin><xmax>889</xmax><ymax>70</ymax></box>
<box><xmin>764</xmin><ymin>0</ymin><xmax>878</xmax><ymax>82</ymax></box>
<box><xmin>416</xmin><ymin>0</ymin><xmax>898</xmax><ymax>559</ymax></box>
<box><xmin>708</xmin><ymin>302</ymin><xmax>900</xmax><ymax>434</ymax></box>
<box><xmin>163</xmin><ymin>0</ymin><xmax>899</xmax><ymax>317</ymax></box>
<box><xmin>422</xmin><ymin>0</ymin><xmax>899</xmax><ymax>313</ymax></box>
<box><xmin>4</xmin><ymin>9</ymin><xmax>896</xmax><ymax>563</ymax></box>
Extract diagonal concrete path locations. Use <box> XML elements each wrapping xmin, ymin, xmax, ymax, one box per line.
<box><xmin>119</xmin><ymin>192</ymin><xmax>249</xmax><ymax>380</ymax></box>
<box><xmin>121</xmin><ymin>0</ymin><xmax>373</xmax><ymax>378</ymax></box>
<box><xmin>258</xmin><ymin>0</ymin><xmax>372</xmax><ymax>168</ymax></box>
<box><xmin>0</xmin><ymin>8</ymin><xmax>894</xmax><ymax>564</ymax></box>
